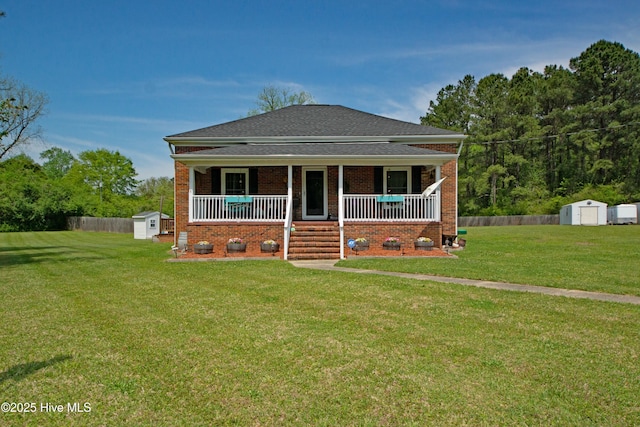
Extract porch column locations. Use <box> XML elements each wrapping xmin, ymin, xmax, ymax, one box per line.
<box><xmin>338</xmin><ymin>164</ymin><xmax>344</xmax><ymax>259</ymax></box>
<box><xmin>284</xmin><ymin>164</ymin><xmax>293</xmax><ymax>260</ymax></box>
<box><xmin>435</xmin><ymin>165</ymin><xmax>441</xmax><ymax>222</ymax></box>
<box><xmin>188</xmin><ymin>167</ymin><xmax>195</xmax><ymax>223</ymax></box>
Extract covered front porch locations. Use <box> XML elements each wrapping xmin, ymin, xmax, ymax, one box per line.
<box><xmin>184</xmin><ymin>163</ymin><xmax>445</xmax><ymax>259</ymax></box>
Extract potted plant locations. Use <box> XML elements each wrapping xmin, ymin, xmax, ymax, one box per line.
<box><xmin>193</xmin><ymin>240</ymin><xmax>213</xmax><ymax>254</ymax></box>
<box><xmin>354</xmin><ymin>237</ymin><xmax>369</xmax><ymax>251</ymax></box>
<box><xmin>260</xmin><ymin>239</ymin><xmax>280</xmax><ymax>253</ymax></box>
<box><xmin>414</xmin><ymin>236</ymin><xmax>434</xmax><ymax>251</ymax></box>
<box><xmin>382</xmin><ymin>236</ymin><xmax>401</xmax><ymax>250</ymax></box>
<box><xmin>226</xmin><ymin>237</ymin><xmax>246</xmax><ymax>253</ymax></box>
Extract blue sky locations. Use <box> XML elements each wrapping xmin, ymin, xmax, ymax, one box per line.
<box><xmin>1</xmin><ymin>1</ymin><xmax>639</xmax><ymax>179</ymax></box>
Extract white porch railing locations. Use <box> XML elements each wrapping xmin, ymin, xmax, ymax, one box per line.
<box><xmin>190</xmin><ymin>193</ymin><xmax>439</xmax><ymax>223</ymax></box>
<box><xmin>191</xmin><ymin>195</ymin><xmax>287</xmax><ymax>222</ymax></box>
<box><xmin>343</xmin><ymin>193</ymin><xmax>440</xmax><ymax>222</ymax></box>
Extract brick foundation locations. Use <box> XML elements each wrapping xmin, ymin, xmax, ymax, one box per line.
<box><xmin>343</xmin><ymin>222</ymin><xmax>443</xmax><ymax>248</ymax></box>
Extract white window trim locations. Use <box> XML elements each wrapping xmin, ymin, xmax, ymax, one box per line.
<box><xmin>221</xmin><ymin>168</ymin><xmax>249</xmax><ymax>195</ymax></box>
<box><xmin>383</xmin><ymin>166</ymin><xmax>412</xmax><ymax>194</ymax></box>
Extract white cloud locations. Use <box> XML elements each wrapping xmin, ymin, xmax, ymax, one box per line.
<box><xmin>377</xmin><ymin>83</ymin><xmax>447</xmax><ymax>124</ymax></box>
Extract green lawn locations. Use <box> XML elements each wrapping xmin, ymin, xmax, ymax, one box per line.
<box><xmin>1</xmin><ymin>231</ymin><xmax>639</xmax><ymax>426</ymax></box>
<box><xmin>340</xmin><ymin>225</ymin><xmax>640</xmax><ymax>296</ymax></box>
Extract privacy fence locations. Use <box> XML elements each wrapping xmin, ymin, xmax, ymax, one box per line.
<box><xmin>67</xmin><ymin>216</ymin><xmax>134</xmax><ymax>234</ymax></box>
<box><xmin>458</xmin><ymin>215</ymin><xmax>560</xmax><ymax>227</ymax></box>
<box><xmin>66</xmin><ymin>215</ymin><xmax>559</xmax><ymax>234</ymax></box>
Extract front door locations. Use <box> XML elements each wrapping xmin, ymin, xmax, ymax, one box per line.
<box><xmin>302</xmin><ymin>167</ymin><xmax>327</xmax><ymax>220</ymax></box>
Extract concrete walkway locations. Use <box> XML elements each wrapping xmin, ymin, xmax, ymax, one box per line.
<box><xmin>290</xmin><ymin>260</ymin><xmax>640</xmax><ymax>305</ymax></box>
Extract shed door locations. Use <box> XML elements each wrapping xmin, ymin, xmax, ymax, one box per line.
<box><xmin>580</xmin><ymin>206</ymin><xmax>598</xmax><ymax>225</ymax></box>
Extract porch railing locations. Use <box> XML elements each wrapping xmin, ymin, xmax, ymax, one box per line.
<box><xmin>160</xmin><ymin>218</ymin><xmax>175</xmax><ymax>233</ymax></box>
<box><xmin>190</xmin><ymin>193</ymin><xmax>439</xmax><ymax>222</ymax></box>
<box><xmin>343</xmin><ymin>193</ymin><xmax>440</xmax><ymax>222</ymax></box>
<box><xmin>191</xmin><ymin>195</ymin><xmax>288</xmax><ymax>222</ymax></box>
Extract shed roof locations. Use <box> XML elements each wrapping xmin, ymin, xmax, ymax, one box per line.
<box><xmin>132</xmin><ymin>211</ymin><xmax>169</xmax><ymax>219</ymax></box>
<box><xmin>561</xmin><ymin>199</ymin><xmax>607</xmax><ymax>208</ymax></box>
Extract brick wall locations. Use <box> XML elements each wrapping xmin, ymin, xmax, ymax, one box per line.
<box><xmin>344</xmin><ymin>166</ymin><xmax>374</xmax><ymax>193</ymax></box>
<box><xmin>186</xmin><ymin>222</ymin><xmax>284</xmax><ymax>256</ymax></box>
<box><xmin>173</xmin><ymin>141</ymin><xmax>459</xmax><ymax>246</ymax></box>
<box><xmin>344</xmin><ymin>222</ymin><xmax>443</xmax><ymax>248</ymax></box>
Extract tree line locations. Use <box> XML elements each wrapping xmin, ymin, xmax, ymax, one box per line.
<box><xmin>422</xmin><ymin>40</ymin><xmax>640</xmax><ymax>215</ymax></box>
<box><xmin>0</xmin><ymin>148</ymin><xmax>173</xmax><ymax>231</ymax></box>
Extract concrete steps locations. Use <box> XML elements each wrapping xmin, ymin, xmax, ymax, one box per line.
<box><xmin>288</xmin><ymin>222</ymin><xmax>341</xmax><ymax>260</ymax></box>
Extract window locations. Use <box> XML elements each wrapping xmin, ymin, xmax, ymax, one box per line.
<box><xmin>222</xmin><ymin>168</ymin><xmax>249</xmax><ymax>195</ymax></box>
<box><xmin>149</xmin><ymin>219</ymin><xmax>156</xmax><ymax>229</ymax></box>
<box><xmin>384</xmin><ymin>167</ymin><xmax>411</xmax><ymax>194</ymax></box>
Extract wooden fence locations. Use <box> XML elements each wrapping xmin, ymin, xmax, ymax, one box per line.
<box><xmin>67</xmin><ymin>216</ymin><xmax>134</xmax><ymax>233</ymax></box>
<box><xmin>458</xmin><ymin>215</ymin><xmax>560</xmax><ymax>227</ymax></box>
<box><xmin>66</xmin><ymin>215</ymin><xmax>559</xmax><ymax>234</ymax></box>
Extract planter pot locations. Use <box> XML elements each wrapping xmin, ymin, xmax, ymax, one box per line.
<box><xmin>354</xmin><ymin>242</ymin><xmax>369</xmax><ymax>252</ymax></box>
<box><xmin>193</xmin><ymin>243</ymin><xmax>213</xmax><ymax>254</ymax></box>
<box><xmin>383</xmin><ymin>241</ymin><xmax>401</xmax><ymax>251</ymax></box>
<box><xmin>260</xmin><ymin>243</ymin><xmax>280</xmax><ymax>253</ymax></box>
<box><xmin>414</xmin><ymin>241</ymin><xmax>434</xmax><ymax>251</ymax></box>
<box><xmin>226</xmin><ymin>243</ymin><xmax>247</xmax><ymax>253</ymax></box>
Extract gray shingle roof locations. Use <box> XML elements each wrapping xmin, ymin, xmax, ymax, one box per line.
<box><xmin>166</xmin><ymin>105</ymin><xmax>460</xmax><ymax>139</ymax></box>
<box><xmin>183</xmin><ymin>143</ymin><xmax>451</xmax><ymax>157</ymax></box>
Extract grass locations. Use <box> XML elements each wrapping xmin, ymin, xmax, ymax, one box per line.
<box><xmin>339</xmin><ymin>225</ymin><xmax>640</xmax><ymax>296</ymax></box>
<box><xmin>0</xmin><ymin>230</ymin><xmax>639</xmax><ymax>425</ymax></box>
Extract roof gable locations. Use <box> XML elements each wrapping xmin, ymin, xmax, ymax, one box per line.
<box><xmin>166</xmin><ymin>105</ymin><xmax>461</xmax><ymax>140</ymax></box>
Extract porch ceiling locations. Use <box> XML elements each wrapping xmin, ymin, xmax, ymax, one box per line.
<box><xmin>171</xmin><ymin>142</ymin><xmax>458</xmax><ymax>166</ymax></box>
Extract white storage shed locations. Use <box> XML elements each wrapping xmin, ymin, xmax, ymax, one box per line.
<box><xmin>132</xmin><ymin>211</ymin><xmax>169</xmax><ymax>239</ymax></box>
<box><xmin>607</xmin><ymin>204</ymin><xmax>638</xmax><ymax>224</ymax></box>
<box><xmin>559</xmin><ymin>199</ymin><xmax>607</xmax><ymax>225</ymax></box>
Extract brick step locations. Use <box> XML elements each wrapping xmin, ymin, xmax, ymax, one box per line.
<box><xmin>288</xmin><ymin>253</ymin><xmax>340</xmax><ymax>260</ymax></box>
<box><xmin>289</xmin><ymin>240</ymin><xmax>341</xmax><ymax>248</ymax></box>
<box><xmin>287</xmin><ymin>222</ymin><xmax>341</xmax><ymax>260</ymax></box>
<box><xmin>292</xmin><ymin>230</ymin><xmax>340</xmax><ymax>235</ymax></box>
<box><xmin>292</xmin><ymin>229</ymin><xmax>339</xmax><ymax>235</ymax></box>
<box><xmin>288</xmin><ymin>246</ymin><xmax>340</xmax><ymax>253</ymax></box>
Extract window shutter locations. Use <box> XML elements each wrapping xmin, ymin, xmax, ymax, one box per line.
<box><xmin>374</xmin><ymin>167</ymin><xmax>383</xmax><ymax>193</ymax></box>
<box><xmin>249</xmin><ymin>168</ymin><xmax>259</xmax><ymax>194</ymax></box>
<box><xmin>411</xmin><ymin>166</ymin><xmax>422</xmax><ymax>194</ymax></box>
<box><xmin>211</xmin><ymin>169</ymin><xmax>221</xmax><ymax>194</ymax></box>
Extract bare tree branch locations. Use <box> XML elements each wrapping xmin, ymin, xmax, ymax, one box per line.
<box><xmin>0</xmin><ymin>77</ymin><xmax>48</xmax><ymax>160</ymax></box>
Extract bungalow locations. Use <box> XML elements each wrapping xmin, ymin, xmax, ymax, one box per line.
<box><xmin>165</xmin><ymin>105</ymin><xmax>466</xmax><ymax>260</ymax></box>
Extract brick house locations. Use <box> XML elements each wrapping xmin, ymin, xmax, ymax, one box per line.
<box><xmin>165</xmin><ymin>105</ymin><xmax>466</xmax><ymax>259</ymax></box>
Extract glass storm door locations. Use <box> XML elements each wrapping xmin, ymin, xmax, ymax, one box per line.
<box><xmin>302</xmin><ymin>168</ymin><xmax>327</xmax><ymax>220</ymax></box>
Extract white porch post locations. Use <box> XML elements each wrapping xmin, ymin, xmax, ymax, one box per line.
<box><xmin>435</xmin><ymin>165</ymin><xmax>441</xmax><ymax>222</ymax></box>
<box><xmin>188</xmin><ymin>167</ymin><xmax>195</xmax><ymax>223</ymax></box>
<box><xmin>283</xmin><ymin>164</ymin><xmax>293</xmax><ymax>260</ymax></box>
<box><xmin>338</xmin><ymin>164</ymin><xmax>344</xmax><ymax>259</ymax></box>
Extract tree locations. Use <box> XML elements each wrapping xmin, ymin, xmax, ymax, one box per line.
<box><xmin>569</xmin><ymin>40</ymin><xmax>640</xmax><ymax>192</ymax></box>
<box><xmin>0</xmin><ymin>154</ymin><xmax>77</xmax><ymax>231</ymax></box>
<box><xmin>0</xmin><ymin>76</ymin><xmax>48</xmax><ymax>160</ymax></box>
<box><xmin>40</xmin><ymin>147</ymin><xmax>75</xmax><ymax>179</ymax></box>
<box><xmin>421</xmin><ymin>74</ymin><xmax>475</xmax><ymax>133</ymax></box>
<box><xmin>423</xmin><ymin>40</ymin><xmax>640</xmax><ymax>215</ymax></box>
<box><xmin>135</xmin><ymin>176</ymin><xmax>174</xmax><ymax>216</ymax></box>
<box><xmin>247</xmin><ymin>85</ymin><xmax>315</xmax><ymax>116</ymax></box>
<box><xmin>69</xmin><ymin>149</ymin><xmax>138</xmax><ymax>196</ymax></box>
